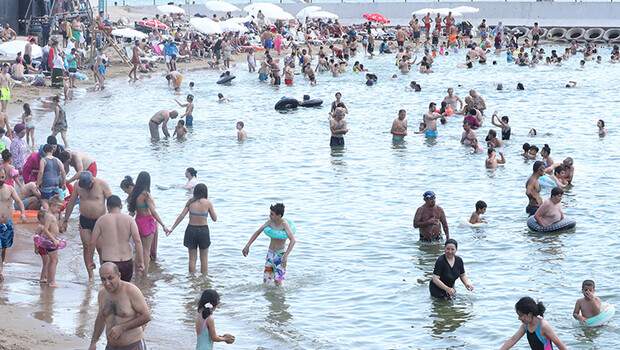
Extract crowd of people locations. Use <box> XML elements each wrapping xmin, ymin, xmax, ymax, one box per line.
<box><xmin>0</xmin><ymin>5</ymin><xmax>615</xmax><ymax>349</ymax></box>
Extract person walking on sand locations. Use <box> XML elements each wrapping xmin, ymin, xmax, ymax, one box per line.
<box><xmin>87</xmin><ymin>195</ymin><xmax>144</xmax><ymax>282</ymax></box>
<box><xmin>88</xmin><ymin>263</ymin><xmax>151</xmax><ymax>350</ymax></box>
<box><xmin>129</xmin><ymin>40</ymin><xmax>142</xmax><ymax>81</ymax></box>
<box><xmin>63</xmin><ymin>171</ymin><xmax>112</xmax><ymax>281</ymax></box>
<box><xmin>149</xmin><ymin>110</ymin><xmax>178</xmax><ymax>141</ymax></box>
<box><xmin>0</xmin><ymin>63</ymin><xmax>12</xmax><ymax>113</ymax></box>
<box><xmin>0</xmin><ymin>168</ymin><xmax>26</xmax><ymax>282</ymax></box>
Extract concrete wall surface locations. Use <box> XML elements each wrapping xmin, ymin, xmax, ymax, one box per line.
<box><xmin>0</xmin><ymin>0</ymin><xmax>20</xmax><ymax>31</ymax></box>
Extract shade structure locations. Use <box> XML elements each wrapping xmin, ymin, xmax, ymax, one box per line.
<box><xmin>219</xmin><ymin>19</ymin><xmax>248</xmax><ymax>33</ymax></box>
<box><xmin>451</xmin><ymin>6</ymin><xmax>479</xmax><ymax>14</ymax></box>
<box><xmin>137</xmin><ymin>19</ymin><xmax>169</xmax><ymax>30</ymax></box>
<box><xmin>111</xmin><ymin>28</ymin><xmax>148</xmax><ymax>39</ymax></box>
<box><xmin>157</xmin><ymin>4</ymin><xmax>185</xmax><ymax>14</ymax></box>
<box><xmin>307</xmin><ymin>10</ymin><xmax>338</xmax><ymax>20</ymax></box>
<box><xmin>244</xmin><ymin>3</ymin><xmax>283</xmax><ymax>15</ymax></box>
<box><xmin>190</xmin><ymin>17</ymin><xmax>223</xmax><ymax>34</ymax></box>
<box><xmin>296</xmin><ymin>6</ymin><xmax>321</xmax><ymax>20</ymax></box>
<box><xmin>204</xmin><ymin>1</ymin><xmax>240</xmax><ymax>13</ymax></box>
<box><xmin>0</xmin><ymin>40</ymin><xmax>42</xmax><ymax>59</ymax></box>
<box><xmin>413</xmin><ymin>8</ymin><xmax>462</xmax><ymax>16</ymax></box>
<box><xmin>363</xmin><ymin>13</ymin><xmax>390</xmax><ymax>24</ymax></box>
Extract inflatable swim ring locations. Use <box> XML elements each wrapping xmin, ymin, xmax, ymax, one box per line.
<box><xmin>264</xmin><ymin>219</ymin><xmax>296</xmax><ymax>240</ymax></box>
<box><xmin>585</xmin><ymin>304</ymin><xmax>615</xmax><ymax>327</ymax></box>
<box><xmin>34</xmin><ymin>234</ymin><xmax>67</xmax><ymax>250</ymax></box>
<box><xmin>217</xmin><ymin>74</ymin><xmax>236</xmax><ymax>85</ymax></box>
<box><xmin>460</xmin><ymin>219</ymin><xmax>487</xmax><ymax>228</ymax></box>
<box><xmin>274</xmin><ymin>97</ymin><xmax>299</xmax><ymax>111</ymax></box>
<box><xmin>539</xmin><ymin>175</ymin><xmax>557</xmax><ymax>189</ymax></box>
<box><xmin>299</xmin><ymin>95</ymin><xmax>323</xmax><ymax>108</ymax></box>
<box><xmin>527</xmin><ymin>216</ymin><xmax>576</xmax><ymax>233</ymax></box>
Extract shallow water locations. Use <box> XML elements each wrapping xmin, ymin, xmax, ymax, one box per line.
<box><xmin>2</xmin><ymin>47</ymin><xmax>620</xmax><ymax>349</ymax></box>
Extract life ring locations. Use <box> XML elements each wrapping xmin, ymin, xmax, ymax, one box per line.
<box><xmin>527</xmin><ymin>216</ymin><xmax>576</xmax><ymax>233</ymax></box>
<box><xmin>565</xmin><ymin>27</ymin><xmax>586</xmax><ymax>41</ymax></box>
<box><xmin>539</xmin><ymin>175</ymin><xmax>557</xmax><ymax>189</ymax></box>
<box><xmin>217</xmin><ymin>74</ymin><xmax>236</xmax><ymax>85</ymax></box>
<box><xmin>299</xmin><ymin>95</ymin><xmax>323</xmax><ymax>108</ymax></box>
<box><xmin>263</xmin><ymin>219</ymin><xmax>296</xmax><ymax>240</ymax></box>
<box><xmin>547</xmin><ymin>28</ymin><xmax>567</xmax><ymax>42</ymax></box>
<box><xmin>585</xmin><ymin>304</ymin><xmax>615</xmax><ymax>327</ymax></box>
<box><xmin>584</xmin><ymin>28</ymin><xmax>605</xmax><ymax>42</ymax></box>
<box><xmin>274</xmin><ymin>97</ymin><xmax>299</xmax><ymax>111</ymax></box>
<box><xmin>603</xmin><ymin>28</ymin><xmax>620</xmax><ymax>42</ymax></box>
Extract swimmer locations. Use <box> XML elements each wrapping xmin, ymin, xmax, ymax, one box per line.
<box><xmin>565</xmin><ymin>81</ymin><xmax>577</xmax><ymax>88</ymax></box>
<box><xmin>283</xmin><ymin>62</ymin><xmax>294</xmax><ymax>86</ymax></box>
<box><xmin>496</xmin><ymin>83</ymin><xmax>503</xmax><ymax>91</ymax></box>
<box><xmin>517</xmin><ymin>83</ymin><xmax>525</xmax><ymax>90</ymax></box>
<box><xmin>499</xmin><ymin>297</ymin><xmax>567</xmax><ymax>350</ymax></box>
<box><xmin>573</xmin><ymin>280</ymin><xmax>602</xmax><ymax>324</ymax></box>
<box><xmin>165</xmin><ymin>70</ymin><xmax>183</xmax><ymax>93</ymax></box>
<box><xmin>409</xmin><ymin>81</ymin><xmax>421</xmax><ymax>92</ymax></box>
<box><xmin>540</xmin><ymin>144</ymin><xmax>554</xmax><ymax>169</ymax></box>
<box><xmin>528</xmin><ymin>128</ymin><xmax>537</xmax><ymax>137</ymax></box>
<box><xmin>463</xmin><ymin>108</ymin><xmax>482</xmax><ymax>129</ymax></box>
<box><xmin>329</xmin><ymin>108</ymin><xmax>348</xmax><ymax>148</ymax></box>
<box><xmin>460</xmin><ymin>121</ymin><xmax>480</xmax><ymax>152</ymax></box>
<box><xmin>491</xmin><ymin>112</ymin><xmax>511</xmax><ymax>140</ymax></box>
<box><xmin>217</xmin><ymin>93</ymin><xmax>230</xmax><ymax>103</ymax></box>
<box><xmin>562</xmin><ymin>157</ymin><xmax>575</xmax><ymax>184</ymax></box>
<box><xmin>173</xmin><ymin>120</ymin><xmax>187</xmax><ymax>140</ymax></box>
<box><xmin>525</xmin><ymin>161</ymin><xmax>545</xmax><ymax>215</ymax></box>
<box><xmin>57</xmin><ymin>150</ymin><xmax>98</xmax><ymax>182</ymax></box>
<box><xmin>365</xmin><ymin>73</ymin><xmax>378</xmax><ymax>86</ymax></box>
<box><xmin>485</xmin><ymin>148</ymin><xmax>506</xmax><ymax>169</ymax></box>
<box><xmin>330</xmin><ymin>92</ymin><xmax>348</xmax><ymax>114</ymax></box>
<box><xmin>550</xmin><ymin>165</ymin><xmax>569</xmax><ymax>189</ymax></box>
<box><xmin>414</xmin><ymin>122</ymin><xmax>427</xmax><ymax>134</ymax></box>
<box><xmin>439</xmin><ymin>101</ymin><xmax>454</xmax><ymax>117</ymax></box>
<box><xmin>423</xmin><ymin>102</ymin><xmax>442</xmax><ymax>138</ymax></box>
<box><xmin>189</xmin><ymin>82</ymin><xmax>195</xmax><ymax>90</ymax></box>
<box><xmin>469</xmin><ymin>200</ymin><xmax>487</xmax><ymax>224</ymax></box>
<box><xmin>485</xmin><ymin>130</ymin><xmax>502</xmax><ymax>148</ymax></box>
<box><xmin>597</xmin><ymin>119</ymin><xmax>606</xmax><ymax>136</ymax></box>
<box><xmin>175</xmin><ymin>94</ymin><xmax>194</xmax><ymax>127</ymax></box>
<box><xmin>236</xmin><ymin>121</ymin><xmax>247</xmax><ymax>141</ymax></box>
<box><xmin>242</xmin><ymin>203</ymin><xmax>296</xmax><ymax>286</ymax></box>
<box><xmin>390</xmin><ymin>109</ymin><xmax>408</xmax><ymax>142</ymax></box>
<box><xmin>443</xmin><ymin>88</ymin><xmax>463</xmax><ymax>111</ymax></box>
<box><xmin>522</xmin><ymin>143</ymin><xmax>539</xmax><ymax>159</ymax></box>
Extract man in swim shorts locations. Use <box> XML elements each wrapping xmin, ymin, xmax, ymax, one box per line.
<box><xmin>531</xmin><ymin>22</ymin><xmax>542</xmax><ymax>46</ymax></box>
<box><xmin>391</xmin><ymin>109</ymin><xmax>408</xmax><ymax>142</ymax></box>
<box><xmin>63</xmin><ymin>172</ymin><xmax>112</xmax><ymax>281</ymax></box>
<box><xmin>88</xmin><ymin>196</ymin><xmax>144</xmax><ymax>282</ymax></box>
<box><xmin>58</xmin><ymin>150</ymin><xmax>97</xmax><ymax>182</ymax></box>
<box><xmin>0</xmin><ymin>63</ymin><xmax>11</xmax><ymax>113</ymax></box>
<box><xmin>533</xmin><ymin>187</ymin><xmax>564</xmax><ymax>227</ymax></box>
<box><xmin>442</xmin><ymin>88</ymin><xmax>463</xmax><ymax>111</ymax></box>
<box><xmin>525</xmin><ymin>161</ymin><xmax>545</xmax><ymax>216</ymax></box>
<box><xmin>423</xmin><ymin>102</ymin><xmax>442</xmax><ymax>138</ymax></box>
<box><xmin>148</xmin><ymin>110</ymin><xmax>178</xmax><ymax>141</ymax></box>
<box><xmin>413</xmin><ymin>191</ymin><xmax>450</xmax><ymax>241</ymax></box>
<box><xmin>89</xmin><ymin>263</ymin><xmax>151</xmax><ymax>350</ymax></box>
<box><xmin>329</xmin><ymin>107</ymin><xmax>348</xmax><ymax>148</ymax></box>
<box><xmin>395</xmin><ymin>26</ymin><xmax>407</xmax><ymax>48</ymax></box>
<box><xmin>0</xmin><ymin>168</ymin><xmax>26</xmax><ymax>282</ymax></box>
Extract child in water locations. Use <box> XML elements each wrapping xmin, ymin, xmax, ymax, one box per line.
<box><xmin>247</xmin><ymin>48</ymin><xmax>256</xmax><ymax>72</ymax></box>
<box><xmin>236</xmin><ymin>121</ymin><xmax>247</xmax><ymax>141</ymax></box>
<box><xmin>195</xmin><ymin>289</ymin><xmax>235</xmax><ymax>350</ymax></box>
<box><xmin>469</xmin><ymin>200</ymin><xmax>487</xmax><ymax>224</ymax></box>
<box><xmin>173</xmin><ymin>120</ymin><xmax>187</xmax><ymax>140</ymax></box>
<box><xmin>175</xmin><ymin>94</ymin><xmax>194</xmax><ymax>127</ymax></box>
<box><xmin>217</xmin><ymin>93</ymin><xmax>229</xmax><ymax>103</ymax></box>
<box><xmin>573</xmin><ymin>279</ymin><xmax>602</xmax><ymax>324</ymax></box>
<box><xmin>414</xmin><ymin>122</ymin><xmax>427</xmax><ymax>134</ymax></box>
<box><xmin>34</xmin><ymin>196</ymin><xmax>65</xmax><ymax>287</ymax></box>
<box><xmin>258</xmin><ymin>61</ymin><xmax>269</xmax><ymax>82</ymax></box>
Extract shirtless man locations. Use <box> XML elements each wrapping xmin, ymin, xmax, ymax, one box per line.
<box><xmin>175</xmin><ymin>94</ymin><xmax>194</xmax><ymax>127</ymax></box>
<box><xmin>443</xmin><ymin>88</ymin><xmax>463</xmax><ymax>111</ymax></box>
<box><xmin>469</xmin><ymin>89</ymin><xmax>486</xmax><ymax>114</ymax></box>
<box><xmin>0</xmin><ymin>168</ymin><xmax>26</xmax><ymax>282</ymax></box>
<box><xmin>63</xmin><ymin>172</ymin><xmax>112</xmax><ymax>281</ymax></box>
<box><xmin>89</xmin><ymin>263</ymin><xmax>151</xmax><ymax>350</ymax></box>
<box><xmin>1</xmin><ymin>24</ymin><xmax>16</xmax><ymax>41</ymax></box>
<box><xmin>395</xmin><ymin>26</ymin><xmax>407</xmax><ymax>49</ymax></box>
<box><xmin>16</xmin><ymin>181</ymin><xmax>41</xmax><ymax>210</ymax></box>
<box><xmin>329</xmin><ymin>107</ymin><xmax>348</xmax><ymax>148</ymax></box>
<box><xmin>88</xmin><ymin>196</ymin><xmax>144</xmax><ymax>282</ymax></box>
<box><xmin>413</xmin><ymin>191</ymin><xmax>449</xmax><ymax>241</ymax></box>
<box><xmin>24</xmin><ymin>37</ymin><xmax>36</xmax><ymax>72</ymax></box>
<box><xmin>533</xmin><ymin>187</ymin><xmax>564</xmax><ymax>227</ymax></box>
<box><xmin>391</xmin><ymin>109</ymin><xmax>408</xmax><ymax>142</ymax></box>
<box><xmin>165</xmin><ymin>70</ymin><xmax>183</xmax><ymax>93</ymax></box>
<box><xmin>563</xmin><ymin>157</ymin><xmax>574</xmax><ymax>184</ymax></box>
<box><xmin>0</xmin><ymin>63</ymin><xmax>12</xmax><ymax>113</ymax></box>
<box><xmin>129</xmin><ymin>40</ymin><xmax>142</xmax><ymax>81</ymax></box>
<box><xmin>460</xmin><ymin>120</ymin><xmax>480</xmax><ymax>152</ymax></box>
<box><xmin>423</xmin><ymin>102</ymin><xmax>442</xmax><ymax>138</ymax></box>
<box><xmin>58</xmin><ymin>150</ymin><xmax>97</xmax><ymax>183</ymax></box>
<box><xmin>525</xmin><ymin>161</ymin><xmax>546</xmax><ymax>216</ymax></box>
<box><xmin>148</xmin><ymin>110</ymin><xmax>178</xmax><ymax>141</ymax></box>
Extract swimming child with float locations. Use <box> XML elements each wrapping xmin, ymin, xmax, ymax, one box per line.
<box><xmin>242</xmin><ymin>203</ymin><xmax>296</xmax><ymax>286</ymax></box>
<box><xmin>573</xmin><ymin>279</ymin><xmax>615</xmax><ymax>327</ymax></box>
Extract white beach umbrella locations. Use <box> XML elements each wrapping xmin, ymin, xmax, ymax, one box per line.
<box><xmin>307</xmin><ymin>10</ymin><xmax>338</xmax><ymax>20</ymax></box>
<box><xmin>189</xmin><ymin>17</ymin><xmax>223</xmax><ymax>34</ymax></box>
<box><xmin>269</xmin><ymin>10</ymin><xmax>294</xmax><ymax>21</ymax></box>
<box><xmin>0</xmin><ymin>40</ymin><xmax>42</xmax><ymax>59</ymax></box>
<box><xmin>412</xmin><ymin>8</ymin><xmax>434</xmax><ymax>16</ymax></box>
<box><xmin>219</xmin><ymin>19</ymin><xmax>248</xmax><ymax>33</ymax></box>
<box><xmin>451</xmin><ymin>6</ymin><xmax>480</xmax><ymax>14</ymax></box>
<box><xmin>244</xmin><ymin>3</ymin><xmax>283</xmax><ymax>15</ymax></box>
<box><xmin>296</xmin><ymin>6</ymin><xmax>321</xmax><ymax>20</ymax></box>
<box><xmin>204</xmin><ymin>1</ymin><xmax>240</xmax><ymax>13</ymax></box>
<box><xmin>157</xmin><ymin>4</ymin><xmax>185</xmax><ymax>15</ymax></box>
<box><xmin>111</xmin><ymin>28</ymin><xmax>148</xmax><ymax>39</ymax></box>
<box><xmin>226</xmin><ymin>16</ymin><xmax>253</xmax><ymax>24</ymax></box>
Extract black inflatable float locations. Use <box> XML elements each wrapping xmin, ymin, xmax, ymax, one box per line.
<box><xmin>275</xmin><ymin>97</ymin><xmax>299</xmax><ymax>110</ymax></box>
<box><xmin>217</xmin><ymin>71</ymin><xmax>236</xmax><ymax>84</ymax></box>
<box><xmin>299</xmin><ymin>95</ymin><xmax>323</xmax><ymax>108</ymax></box>
<box><xmin>527</xmin><ymin>216</ymin><xmax>576</xmax><ymax>233</ymax></box>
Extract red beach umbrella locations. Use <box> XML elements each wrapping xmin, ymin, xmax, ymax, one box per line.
<box><xmin>137</xmin><ymin>19</ymin><xmax>169</xmax><ymax>30</ymax></box>
<box><xmin>363</xmin><ymin>13</ymin><xmax>390</xmax><ymax>24</ymax></box>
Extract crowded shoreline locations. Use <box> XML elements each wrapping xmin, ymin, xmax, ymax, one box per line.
<box><xmin>0</xmin><ymin>2</ymin><xmax>619</xmax><ymax>349</ymax></box>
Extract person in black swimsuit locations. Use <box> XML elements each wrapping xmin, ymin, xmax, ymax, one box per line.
<box><xmin>429</xmin><ymin>239</ymin><xmax>474</xmax><ymax>299</ymax></box>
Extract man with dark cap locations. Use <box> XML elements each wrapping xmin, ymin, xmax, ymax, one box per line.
<box><xmin>63</xmin><ymin>171</ymin><xmax>112</xmax><ymax>281</ymax></box>
<box><xmin>413</xmin><ymin>191</ymin><xmax>450</xmax><ymax>241</ymax></box>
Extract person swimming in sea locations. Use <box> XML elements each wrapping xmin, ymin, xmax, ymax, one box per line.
<box><xmin>469</xmin><ymin>200</ymin><xmax>487</xmax><ymax>224</ymax></box>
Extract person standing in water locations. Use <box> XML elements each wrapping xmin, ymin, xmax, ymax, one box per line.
<box><xmin>149</xmin><ymin>110</ymin><xmax>178</xmax><ymax>141</ymax></box>
<box><xmin>429</xmin><ymin>239</ymin><xmax>474</xmax><ymax>299</ymax></box>
<box><xmin>390</xmin><ymin>109</ymin><xmax>408</xmax><ymax>142</ymax></box>
<box><xmin>525</xmin><ymin>161</ymin><xmax>545</xmax><ymax>216</ymax></box>
<box><xmin>128</xmin><ymin>171</ymin><xmax>169</xmax><ymax>273</ymax></box>
<box><xmin>51</xmin><ymin>95</ymin><xmax>68</xmax><ymax>148</ymax></box>
<box><xmin>168</xmin><ymin>184</ymin><xmax>217</xmax><ymax>274</ymax></box>
<box><xmin>89</xmin><ymin>263</ymin><xmax>151</xmax><ymax>350</ymax></box>
<box><xmin>242</xmin><ymin>203</ymin><xmax>296</xmax><ymax>286</ymax></box>
<box><xmin>0</xmin><ymin>168</ymin><xmax>26</xmax><ymax>282</ymax></box>
<box><xmin>330</xmin><ymin>107</ymin><xmax>348</xmax><ymax>148</ymax></box>
<box><xmin>195</xmin><ymin>289</ymin><xmax>235</xmax><ymax>350</ymax></box>
<box><xmin>175</xmin><ymin>94</ymin><xmax>194</xmax><ymax>127</ymax></box>
<box><xmin>499</xmin><ymin>297</ymin><xmax>567</xmax><ymax>350</ymax></box>
<box><xmin>413</xmin><ymin>191</ymin><xmax>450</xmax><ymax>241</ymax></box>
<box><xmin>423</xmin><ymin>102</ymin><xmax>442</xmax><ymax>138</ymax></box>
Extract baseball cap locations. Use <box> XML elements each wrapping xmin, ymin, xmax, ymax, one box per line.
<box><xmin>423</xmin><ymin>191</ymin><xmax>435</xmax><ymax>199</ymax></box>
<box><xmin>78</xmin><ymin>171</ymin><xmax>94</xmax><ymax>189</ymax></box>
<box><xmin>13</xmin><ymin>123</ymin><xmax>25</xmax><ymax>134</ymax></box>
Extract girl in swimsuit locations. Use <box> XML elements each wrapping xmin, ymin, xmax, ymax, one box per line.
<box><xmin>128</xmin><ymin>171</ymin><xmax>169</xmax><ymax>274</ymax></box>
<box><xmin>500</xmin><ymin>297</ymin><xmax>567</xmax><ymax>350</ymax></box>
<box><xmin>195</xmin><ymin>289</ymin><xmax>235</xmax><ymax>350</ymax></box>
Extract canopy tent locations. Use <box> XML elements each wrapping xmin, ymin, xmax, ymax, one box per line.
<box><xmin>296</xmin><ymin>6</ymin><xmax>321</xmax><ymax>20</ymax></box>
<box><xmin>451</xmin><ymin>6</ymin><xmax>479</xmax><ymax>14</ymax></box>
<box><xmin>219</xmin><ymin>19</ymin><xmax>248</xmax><ymax>33</ymax></box>
<box><xmin>307</xmin><ymin>11</ymin><xmax>338</xmax><ymax>20</ymax></box>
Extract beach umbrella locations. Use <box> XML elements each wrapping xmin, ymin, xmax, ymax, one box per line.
<box><xmin>219</xmin><ymin>19</ymin><xmax>248</xmax><ymax>33</ymax></box>
<box><xmin>244</xmin><ymin>3</ymin><xmax>283</xmax><ymax>15</ymax></box>
<box><xmin>0</xmin><ymin>40</ymin><xmax>42</xmax><ymax>59</ymax></box>
<box><xmin>307</xmin><ymin>11</ymin><xmax>338</xmax><ymax>20</ymax></box>
<box><xmin>204</xmin><ymin>1</ymin><xmax>240</xmax><ymax>13</ymax></box>
<box><xmin>190</xmin><ymin>17</ymin><xmax>223</xmax><ymax>34</ymax></box>
<box><xmin>226</xmin><ymin>16</ymin><xmax>253</xmax><ymax>24</ymax></box>
<box><xmin>157</xmin><ymin>4</ymin><xmax>185</xmax><ymax>15</ymax></box>
<box><xmin>111</xmin><ymin>28</ymin><xmax>148</xmax><ymax>39</ymax></box>
<box><xmin>268</xmin><ymin>10</ymin><xmax>294</xmax><ymax>21</ymax></box>
<box><xmin>137</xmin><ymin>19</ymin><xmax>169</xmax><ymax>30</ymax></box>
<box><xmin>363</xmin><ymin>13</ymin><xmax>390</xmax><ymax>24</ymax></box>
<box><xmin>451</xmin><ymin>6</ymin><xmax>479</xmax><ymax>14</ymax></box>
<box><xmin>412</xmin><ymin>8</ymin><xmax>433</xmax><ymax>16</ymax></box>
<box><xmin>296</xmin><ymin>6</ymin><xmax>321</xmax><ymax>20</ymax></box>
